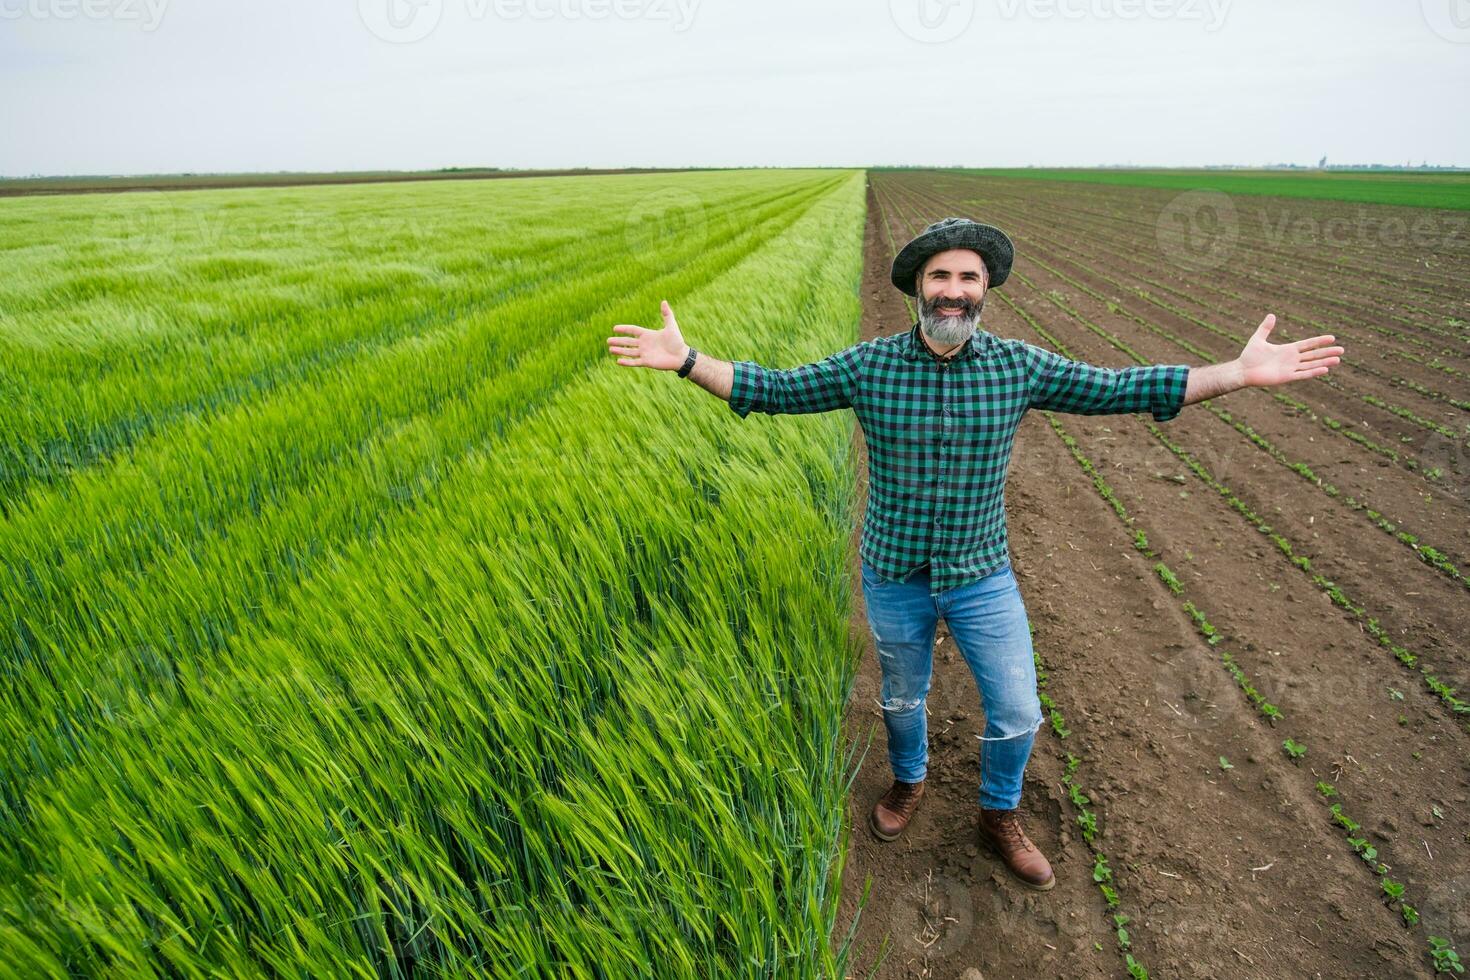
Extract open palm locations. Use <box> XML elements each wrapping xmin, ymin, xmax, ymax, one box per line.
<box><xmin>607</xmin><ymin>300</ymin><xmax>688</xmax><ymax>371</ymax></box>
<box><xmin>1239</xmin><ymin>314</ymin><xmax>1344</xmax><ymax>387</ymax></box>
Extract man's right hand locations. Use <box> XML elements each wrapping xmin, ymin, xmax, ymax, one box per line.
<box><xmin>607</xmin><ymin>300</ymin><xmax>689</xmax><ymax>371</ymax></box>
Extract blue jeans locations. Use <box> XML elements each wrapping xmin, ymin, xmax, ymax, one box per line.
<box><xmin>860</xmin><ymin>559</ymin><xmax>1044</xmax><ymax>810</ymax></box>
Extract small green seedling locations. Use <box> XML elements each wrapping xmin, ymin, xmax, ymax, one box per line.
<box><xmin>1218</xmin><ymin>756</ymin><xmax>1234</xmax><ymax>771</ymax></box>
<box><xmin>1429</xmin><ymin>937</ymin><xmax>1463</xmax><ymax>974</ymax></box>
<box><xmin>1077</xmin><ymin>809</ymin><xmax>1098</xmax><ymax>842</ymax></box>
<box><xmin>1283</xmin><ymin>738</ymin><xmax>1306</xmax><ymax>761</ymax></box>
<box><xmin>1114</xmin><ymin>912</ymin><xmax>1131</xmax><ymax>950</ymax></box>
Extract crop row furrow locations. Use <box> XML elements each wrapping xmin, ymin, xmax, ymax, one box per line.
<box><xmin>936</xmin><ymin>174</ymin><xmax>1470</xmax><ymax>334</ymax></box>
<box><xmin>971</xmin><ymin>204</ymin><xmax>1470</xmax><ymax>412</ymax></box>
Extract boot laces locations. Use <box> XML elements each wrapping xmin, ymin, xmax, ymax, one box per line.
<box><xmin>886</xmin><ymin>781</ymin><xmax>922</xmax><ymax>815</ymax></box>
<box><xmin>986</xmin><ymin>810</ymin><xmax>1034</xmax><ymax>852</ymax></box>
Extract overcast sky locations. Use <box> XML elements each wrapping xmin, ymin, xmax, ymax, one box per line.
<box><xmin>2</xmin><ymin>0</ymin><xmax>1466</xmax><ymax>176</ymax></box>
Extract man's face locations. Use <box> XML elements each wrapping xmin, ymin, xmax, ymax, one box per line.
<box><xmin>916</xmin><ymin>248</ymin><xmax>988</xmax><ymax>349</ymax></box>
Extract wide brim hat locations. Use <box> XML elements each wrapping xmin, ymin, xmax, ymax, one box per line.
<box><xmin>890</xmin><ymin>217</ymin><xmax>1014</xmax><ymax>296</ymax></box>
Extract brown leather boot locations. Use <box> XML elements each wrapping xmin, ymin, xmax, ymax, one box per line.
<box><xmin>869</xmin><ymin>779</ymin><xmax>925</xmax><ymax>841</ymax></box>
<box><xmin>978</xmin><ymin>807</ymin><xmax>1055</xmax><ymax>890</ymax></box>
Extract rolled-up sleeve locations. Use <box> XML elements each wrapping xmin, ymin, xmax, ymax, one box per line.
<box><xmin>728</xmin><ymin>343</ymin><xmax>865</xmax><ymax>418</ymax></box>
<box><xmin>1024</xmin><ymin>343</ymin><xmax>1190</xmax><ymax>422</ymax></box>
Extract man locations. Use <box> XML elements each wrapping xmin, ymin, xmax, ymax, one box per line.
<box><xmin>605</xmin><ymin>216</ymin><xmax>1344</xmax><ymax>891</ymax></box>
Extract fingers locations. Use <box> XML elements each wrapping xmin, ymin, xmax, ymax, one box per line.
<box><xmin>1256</xmin><ymin>313</ymin><xmax>1276</xmax><ymax>334</ymax></box>
<box><xmin>1299</xmin><ymin>347</ymin><xmax>1343</xmax><ymax>364</ymax></box>
<box><xmin>1292</xmin><ymin>334</ymin><xmax>1338</xmax><ymax>352</ymax></box>
<box><xmin>607</xmin><ymin>328</ymin><xmax>640</xmax><ymax>361</ymax></box>
<box><xmin>612</xmin><ymin>324</ymin><xmax>648</xmax><ymax>336</ymax></box>
<box><xmin>660</xmin><ymin>299</ymin><xmax>677</xmax><ymax>326</ymax></box>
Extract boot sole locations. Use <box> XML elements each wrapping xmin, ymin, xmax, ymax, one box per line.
<box><xmin>978</xmin><ymin>835</ymin><xmax>1057</xmax><ymax>891</ymax></box>
<box><xmin>868</xmin><ymin>810</ymin><xmax>902</xmax><ymax>842</ymax></box>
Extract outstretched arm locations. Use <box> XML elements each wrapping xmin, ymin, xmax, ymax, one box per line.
<box><xmin>607</xmin><ymin>300</ymin><xmax>735</xmax><ymax>400</ymax></box>
<box><xmin>607</xmin><ymin>300</ymin><xmax>861</xmax><ymax>417</ymax></box>
<box><xmin>1183</xmin><ymin>314</ymin><xmax>1344</xmax><ymax>407</ymax></box>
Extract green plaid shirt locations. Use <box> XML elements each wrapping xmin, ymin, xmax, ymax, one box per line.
<box><xmin>728</xmin><ymin>321</ymin><xmax>1190</xmax><ymax>595</ymax></box>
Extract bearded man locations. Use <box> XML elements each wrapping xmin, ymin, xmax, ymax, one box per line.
<box><xmin>606</xmin><ymin>216</ymin><xmax>1344</xmax><ymax>890</ymax></box>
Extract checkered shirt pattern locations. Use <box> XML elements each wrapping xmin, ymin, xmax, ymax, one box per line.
<box><xmin>727</xmin><ymin>322</ymin><xmax>1190</xmax><ymax>595</ymax></box>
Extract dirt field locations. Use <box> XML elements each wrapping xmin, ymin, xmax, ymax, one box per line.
<box><xmin>832</xmin><ymin>172</ymin><xmax>1469</xmax><ymax>979</ymax></box>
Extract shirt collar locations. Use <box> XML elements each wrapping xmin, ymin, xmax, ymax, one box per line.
<box><xmin>901</xmin><ymin>321</ymin><xmax>991</xmax><ymax>363</ymax></box>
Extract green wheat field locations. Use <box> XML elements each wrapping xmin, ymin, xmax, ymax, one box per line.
<box><xmin>1</xmin><ymin>169</ymin><xmax>869</xmax><ymax>977</ymax></box>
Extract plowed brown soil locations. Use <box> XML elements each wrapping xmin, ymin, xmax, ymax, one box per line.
<box><xmin>831</xmin><ymin>174</ymin><xmax>1468</xmax><ymax>980</ymax></box>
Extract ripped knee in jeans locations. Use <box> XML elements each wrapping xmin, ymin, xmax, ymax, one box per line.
<box><xmin>977</xmin><ymin>712</ymin><xmax>1044</xmax><ymax>741</ymax></box>
<box><xmin>879</xmin><ymin>695</ymin><xmax>924</xmax><ymax>713</ymax></box>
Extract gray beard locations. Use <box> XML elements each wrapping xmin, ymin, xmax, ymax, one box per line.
<box><xmin>918</xmin><ymin>294</ymin><xmax>985</xmax><ymax>349</ymax></box>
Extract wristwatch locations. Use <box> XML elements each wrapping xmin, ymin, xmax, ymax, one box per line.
<box><xmin>677</xmin><ymin>347</ymin><xmax>698</xmax><ymax>378</ymax></box>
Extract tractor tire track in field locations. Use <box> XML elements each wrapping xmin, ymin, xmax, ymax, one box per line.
<box><xmin>833</xmin><ymin>174</ymin><xmax>1466</xmax><ymax>979</ymax></box>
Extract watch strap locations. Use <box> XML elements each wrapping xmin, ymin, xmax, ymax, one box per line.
<box><xmin>677</xmin><ymin>347</ymin><xmax>698</xmax><ymax>378</ymax></box>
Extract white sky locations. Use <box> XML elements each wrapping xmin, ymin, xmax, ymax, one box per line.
<box><xmin>2</xmin><ymin>0</ymin><xmax>1467</xmax><ymax>176</ymax></box>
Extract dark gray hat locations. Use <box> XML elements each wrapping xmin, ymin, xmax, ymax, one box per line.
<box><xmin>890</xmin><ymin>217</ymin><xmax>1015</xmax><ymax>296</ymax></box>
